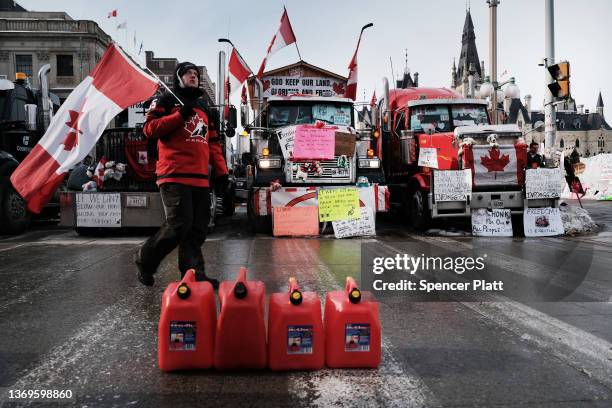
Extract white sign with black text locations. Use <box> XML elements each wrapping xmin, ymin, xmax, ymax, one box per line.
<box><xmin>332</xmin><ymin>207</ymin><xmax>376</xmax><ymax>239</ymax></box>
<box><xmin>276</xmin><ymin>126</ymin><xmax>296</xmax><ymax>159</ymax></box>
<box><xmin>434</xmin><ymin>169</ymin><xmax>472</xmax><ymax>201</ymax></box>
<box><xmin>525</xmin><ymin>168</ymin><xmax>564</xmax><ymax>199</ymax></box>
<box><xmin>76</xmin><ymin>193</ymin><xmax>121</xmax><ymax>227</ymax></box>
<box><xmin>471</xmin><ymin>208</ymin><xmax>513</xmax><ymax>237</ymax></box>
<box><xmin>523</xmin><ymin>207</ymin><xmax>564</xmax><ymax>237</ymax></box>
<box><xmin>418</xmin><ymin>147</ymin><xmax>439</xmax><ymax>169</ymax></box>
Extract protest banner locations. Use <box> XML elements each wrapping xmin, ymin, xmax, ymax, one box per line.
<box><xmin>293</xmin><ymin>126</ymin><xmax>335</xmax><ymax>160</ymax></box>
<box><xmin>334</xmin><ymin>132</ymin><xmax>356</xmax><ymax>156</ymax></box>
<box><xmin>471</xmin><ymin>208</ymin><xmax>513</xmax><ymax>237</ymax></box>
<box><xmin>332</xmin><ymin>207</ymin><xmax>376</xmax><ymax>238</ymax></box>
<box><xmin>418</xmin><ymin>147</ymin><xmax>439</xmax><ymax>168</ymax></box>
<box><xmin>276</xmin><ymin>126</ymin><xmax>297</xmax><ymax>159</ymax></box>
<box><xmin>273</xmin><ymin>206</ymin><xmax>320</xmax><ymax>237</ymax></box>
<box><xmin>433</xmin><ymin>169</ymin><xmax>472</xmax><ymax>201</ymax></box>
<box><xmin>318</xmin><ymin>187</ymin><xmax>360</xmax><ymax>222</ymax></box>
<box><xmin>523</xmin><ymin>208</ymin><xmax>564</xmax><ymax>237</ymax></box>
<box><xmin>525</xmin><ymin>168</ymin><xmax>564</xmax><ymax>199</ymax></box>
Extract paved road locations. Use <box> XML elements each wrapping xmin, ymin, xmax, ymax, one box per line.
<box><xmin>0</xmin><ymin>201</ymin><xmax>611</xmax><ymax>407</ymax></box>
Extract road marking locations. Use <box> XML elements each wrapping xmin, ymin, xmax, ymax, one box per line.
<box><xmin>0</xmin><ymin>243</ymin><xmax>27</xmax><ymax>253</ymax></box>
<box><xmin>288</xmin><ymin>242</ymin><xmax>440</xmax><ymax>407</ymax></box>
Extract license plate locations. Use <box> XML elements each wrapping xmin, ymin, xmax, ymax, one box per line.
<box><xmin>126</xmin><ymin>195</ymin><xmax>148</xmax><ymax>208</ymax></box>
<box><xmin>332</xmin><ymin>169</ymin><xmax>349</xmax><ymax>177</ymax></box>
<box><xmin>491</xmin><ymin>200</ymin><xmax>504</xmax><ymax>208</ymax></box>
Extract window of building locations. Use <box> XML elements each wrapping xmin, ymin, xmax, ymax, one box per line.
<box><xmin>573</xmin><ymin>119</ymin><xmax>581</xmax><ymax>129</ymax></box>
<box><xmin>15</xmin><ymin>54</ymin><xmax>33</xmax><ymax>77</ymax></box>
<box><xmin>560</xmin><ymin>139</ymin><xmax>564</xmax><ymax>148</ymax></box>
<box><xmin>559</xmin><ymin>119</ymin><xmax>565</xmax><ymax>130</ymax></box>
<box><xmin>56</xmin><ymin>54</ymin><xmax>74</xmax><ymax>76</ymax></box>
<box><xmin>159</xmin><ymin>61</ymin><xmax>164</xmax><ymax>69</ymax></box>
<box><xmin>575</xmin><ymin>139</ymin><xmax>579</xmax><ymax>148</ymax></box>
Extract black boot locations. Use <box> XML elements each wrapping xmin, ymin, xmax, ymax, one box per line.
<box><xmin>134</xmin><ymin>250</ymin><xmax>154</xmax><ymax>286</ymax></box>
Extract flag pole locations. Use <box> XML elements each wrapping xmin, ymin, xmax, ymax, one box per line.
<box><xmin>284</xmin><ymin>6</ymin><xmax>302</xmax><ymax>61</ymax></box>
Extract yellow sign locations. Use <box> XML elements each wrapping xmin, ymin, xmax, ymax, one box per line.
<box><xmin>318</xmin><ymin>188</ymin><xmax>361</xmax><ymax>222</ymax></box>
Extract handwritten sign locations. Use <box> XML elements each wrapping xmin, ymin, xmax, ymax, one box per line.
<box><xmin>523</xmin><ymin>208</ymin><xmax>564</xmax><ymax>237</ymax></box>
<box><xmin>433</xmin><ymin>170</ymin><xmax>472</xmax><ymax>201</ymax></box>
<box><xmin>276</xmin><ymin>126</ymin><xmax>296</xmax><ymax>159</ymax></box>
<box><xmin>318</xmin><ymin>187</ymin><xmax>361</xmax><ymax>222</ymax></box>
<box><xmin>525</xmin><ymin>168</ymin><xmax>564</xmax><ymax>199</ymax></box>
<box><xmin>471</xmin><ymin>208</ymin><xmax>513</xmax><ymax>237</ymax></box>
<box><xmin>332</xmin><ymin>207</ymin><xmax>376</xmax><ymax>238</ymax></box>
<box><xmin>293</xmin><ymin>126</ymin><xmax>335</xmax><ymax>160</ymax></box>
<box><xmin>418</xmin><ymin>147</ymin><xmax>439</xmax><ymax>168</ymax></box>
<box><xmin>76</xmin><ymin>193</ymin><xmax>121</xmax><ymax>227</ymax></box>
<box><xmin>273</xmin><ymin>207</ymin><xmax>319</xmax><ymax>237</ymax></box>
<box><xmin>334</xmin><ymin>132</ymin><xmax>356</xmax><ymax>156</ymax></box>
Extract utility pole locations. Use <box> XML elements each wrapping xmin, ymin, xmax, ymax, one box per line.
<box><xmin>544</xmin><ymin>0</ymin><xmax>556</xmax><ymax>155</ymax></box>
<box><xmin>487</xmin><ymin>0</ymin><xmax>499</xmax><ymax>124</ymax></box>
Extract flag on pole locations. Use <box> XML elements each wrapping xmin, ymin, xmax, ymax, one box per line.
<box><xmin>10</xmin><ymin>43</ymin><xmax>159</xmax><ymax>213</ymax></box>
<box><xmin>257</xmin><ymin>7</ymin><xmax>297</xmax><ymax>78</ymax></box>
<box><xmin>107</xmin><ymin>9</ymin><xmax>117</xmax><ymax>18</ymax></box>
<box><xmin>116</xmin><ymin>21</ymin><xmax>127</xmax><ymax>30</ymax></box>
<box><xmin>370</xmin><ymin>91</ymin><xmax>377</xmax><ymax>107</ymax></box>
<box><xmin>345</xmin><ymin>30</ymin><xmax>367</xmax><ymax>101</ymax></box>
<box><xmin>228</xmin><ymin>48</ymin><xmax>251</xmax><ymax>96</ymax></box>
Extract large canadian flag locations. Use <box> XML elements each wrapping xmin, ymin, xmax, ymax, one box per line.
<box><xmin>257</xmin><ymin>7</ymin><xmax>297</xmax><ymax>78</ymax></box>
<box><xmin>228</xmin><ymin>48</ymin><xmax>251</xmax><ymax>96</ymax></box>
<box><xmin>10</xmin><ymin>43</ymin><xmax>159</xmax><ymax>213</ymax></box>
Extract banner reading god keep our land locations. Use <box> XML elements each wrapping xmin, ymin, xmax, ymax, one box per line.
<box><xmin>318</xmin><ymin>187</ymin><xmax>360</xmax><ymax>222</ymax></box>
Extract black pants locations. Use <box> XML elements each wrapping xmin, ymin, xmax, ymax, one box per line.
<box><xmin>139</xmin><ymin>183</ymin><xmax>210</xmax><ymax>278</ymax></box>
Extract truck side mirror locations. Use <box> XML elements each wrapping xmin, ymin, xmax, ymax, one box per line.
<box><xmin>240</xmin><ymin>104</ymin><xmax>250</xmax><ymax>127</ymax></box>
<box><xmin>227</xmin><ymin>106</ymin><xmax>238</xmax><ymax>129</ymax></box>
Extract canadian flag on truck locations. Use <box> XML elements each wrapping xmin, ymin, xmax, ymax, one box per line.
<box><xmin>257</xmin><ymin>7</ymin><xmax>298</xmax><ymax>78</ymax></box>
<box><xmin>228</xmin><ymin>48</ymin><xmax>251</xmax><ymax>96</ymax></box>
<box><xmin>10</xmin><ymin>43</ymin><xmax>159</xmax><ymax>213</ymax></box>
<box><xmin>345</xmin><ymin>24</ymin><xmax>372</xmax><ymax>101</ymax></box>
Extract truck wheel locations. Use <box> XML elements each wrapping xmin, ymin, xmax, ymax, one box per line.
<box><xmin>409</xmin><ymin>189</ymin><xmax>431</xmax><ymax>232</ymax></box>
<box><xmin>247</xmin><ymin>189</ymin><xmax>271</xmax><ymax>234</ymax></box>
<box><xmin>512</xmin><ymin>214</ymin><xmax>525</xmax><ymax>237</ymax></box>
<box><xmin>0</xmin><ymin>178</ymin><xmax>31</xmax><ymax>235</ymax></box>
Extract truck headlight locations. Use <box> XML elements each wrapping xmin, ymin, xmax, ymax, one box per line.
<box><xmin>258</xmin><ymin>158</ymin><xmax>281</xmax><ymax>169</ymax></box>
<box><xmin>358</xmin><ymin>158</ymin><xmax>380</xmax><ymax>168</ymax></box>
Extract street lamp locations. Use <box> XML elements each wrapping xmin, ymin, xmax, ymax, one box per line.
<box><xmin>479</xmin><ymin>76</ymin><xmax>520</xmax><ymax>124</ymax></box>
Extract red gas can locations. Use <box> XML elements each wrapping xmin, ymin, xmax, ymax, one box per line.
<box><xmin>268</xmin><ymin>278</ymin><xmax>325</xmax><ymax>371</ymax></box>
<box><xmin>158</xmin><ymin>269</ymin><xmax>216</xmax><ymax>372</ymax></box>
<box><xmin>214</xmin><ymin>267</ymin><xmax>267</xmax><ymax>370</ymax></box>
<box><xmin>325</xmin><ymin>277</ymin><xmax>381</xmax><ymax>368</ymax></box>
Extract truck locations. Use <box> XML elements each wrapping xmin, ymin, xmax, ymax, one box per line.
<box><xmin>376</xmin><ymin>78</ymin><xmax>557</xmax><ymax>231</ymax></box>
<box><xmin>239</xmin><ymin>89</ymin><xmax>387</xmax><ymax>233</ymax></box>
<box><xmin>0</xmin><ymin>66</ymin><xmax>59</xmax><ymax>234</ymax></box>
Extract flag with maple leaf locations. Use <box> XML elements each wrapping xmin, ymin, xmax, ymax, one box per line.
<box><xmin>10</xmin><ymin>43</ymin><xmax>159</xmax><ymax>213</ymax></box>
<box><xmin>463</xmin><ymin>145</ymin><xmax>527</xmax><ymax>186</ymax></box>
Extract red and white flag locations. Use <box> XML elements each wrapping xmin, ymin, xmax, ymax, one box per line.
<box><xmin>370</xmin><ymin>91</ymin><xmax>377</xmax><ymax>107</ymax></box>
<box><xmin>107</xmin><ymin>9</ymin><xmax>117</xmax><ymax>18</ymax></box>
<box><xmin>345</xmin><ymin>31</ymin><xmax>367</xmax><ymax>101</ymax></box>
<box><xmin>257</xmin><ymin>7</ymin><xmax>297</xmax><ymax>78</ymax></box>
<box><xmin>228</xmin><ymin>48</ymin><xmax>250</xmax><ymax>96</ymax></box>
<box><xmin>10</xmin><ymin>43</ymin><xmax>159</xmax><ymax>213</ymax></box>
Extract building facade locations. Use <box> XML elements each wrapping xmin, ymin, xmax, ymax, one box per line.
<box><xmin>451</xmin><ymin>9</ymin><xmax>486</xmax><ymax>98</ymax></box>
<box><xmin>145</xmin><ymin>50</ymin><xmax>215</xmax><ymax>106</ymax></box>
<box><xmin>0</xmin><ymin>0</ymin><xmax>112</xmax><ymax>101</ymax></box>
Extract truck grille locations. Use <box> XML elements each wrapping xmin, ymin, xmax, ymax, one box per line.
<box><xmin>290</xmin><ymin>156</ymin><xmax>353</xmax><ymax>183</ymax></box>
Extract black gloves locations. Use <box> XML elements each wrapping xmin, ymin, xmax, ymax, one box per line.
<box><xmin>179</xmin><ymin>100</ymin><xmax>196</xmax><ymax>120</ymax></box>
<box><xmin>214</xmin><ymin>174</ymin><xmax>229</xmax><ymax>194</ymax></box>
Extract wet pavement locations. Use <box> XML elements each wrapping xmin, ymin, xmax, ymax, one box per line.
<box><xmin>0</xmin><ymin>201</ymin><xmax>611</xmax><ymax>407</ymax></box>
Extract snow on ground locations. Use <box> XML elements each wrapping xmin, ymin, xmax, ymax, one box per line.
<box><xmin>559</xmin><ymin>203</ymin><xmax>599</xmax><ymax>236</ymax></box>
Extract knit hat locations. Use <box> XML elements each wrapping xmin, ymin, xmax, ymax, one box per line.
<box><xmin>175</xmin><ymin>61</ymin><xmax>200</xmax><ymax>88</ymax></box>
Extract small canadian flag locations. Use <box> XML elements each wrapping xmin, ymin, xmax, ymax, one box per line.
<box><xmin>107</xmin><ymin>9</ymin><xmax>117</xmax><ymax>18</ymax></box>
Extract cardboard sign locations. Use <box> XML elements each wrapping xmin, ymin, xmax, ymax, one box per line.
<box><xmin>332</xmin><ymin>207</ymin><xmax>376</xmax><ymax>238</ymax></box>
<box><xmin>76</xmin><ymin>193</ymin><xmax>121</xmax><ymax>227</ymax></box>
<box><xmin>525</xmin><ymin>168</ymin><xmax>564</xmax><ymax>199</ymax></box>
<box><xmin>418</xmin><ymin>147</ymin><xmax>439</xmax><ymax>168</ymax></box>
<box><xmin>273</xmin><ymin>206</ymin><xmax>319</xmax><ymax>237</ymax></box>
<box><xmin>523</xmin><ymin>208</ymin><xmax>564</xmax><ymax>237</ymax></box>
<box><xmin>433</xmin><ymin>169</ymin><xmax>472</xmax><ymax>201</ymax></box>
<box><xmin>471</xmin><ymin>208</ymin><xmax>513</xmax><ymax>237</ymax></box>
<box><xmin>293</xmin><ymin>126</ymin><xmax>336</xmax><ymax>160</ymax></box>
<box><xmin>334</xmin><ymin>132</ymin><xmax>356</xmax><ymax>156</ymax></box>
<box><xmin>271</xmin><ymin>187</ymin><xmax>318</xmax><ymax>208</ymax></box>
<box><xmin>277</xmin><ymin>126</ymin><xmax>296</xmax><ymax>159</ymax></box>
<box><xmin>318</xmin><ymin>187</ymin><xmax>361</xmax><ymax>222</ymax></box>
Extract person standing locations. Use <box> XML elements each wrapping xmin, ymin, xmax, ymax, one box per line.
<box><xmin>134</xmin><ymin>62</ymin><xmax>228</xmax><ymax>288</ymax></box>
<box><xmin>527</xmin><ymin>142</ymin><xmax>545</xmax><ymax>168</ymax></box>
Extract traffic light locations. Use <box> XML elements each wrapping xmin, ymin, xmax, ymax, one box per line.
<box><xmin>547</xmin><ymin>61</ymin><xmax>570</xmax><ymax>99</ymax></box>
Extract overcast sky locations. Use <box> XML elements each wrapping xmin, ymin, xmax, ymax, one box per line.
<box><xmin>19</xmin><ymin>0</ymin><xmax>612</xmax><ymax>116</ymax></box>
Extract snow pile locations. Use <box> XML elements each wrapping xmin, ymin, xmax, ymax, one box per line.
<box><xmin>559</xmin><ymin>204</ymin><xmax>599</xmax><ymax>235</ymax></box>
<box><xmin>561</xmin><ymin>153</ymin><xmax>612</xmax><ymax>200</ymax></box>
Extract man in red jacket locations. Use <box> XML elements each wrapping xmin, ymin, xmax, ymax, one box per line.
<box><xmin>134</xmin><ymin>62</ymin><xmax>228</xmax><ymax>288</ymax></box>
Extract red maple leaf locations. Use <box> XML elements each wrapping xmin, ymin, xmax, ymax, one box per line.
<box><xmin>62</xmin><ymin>105</ymin><xmax>85</xmax><ymax>151</ymax></box>
<box><xmin>333</xmin><ymin>82</ymin><xmax>345</xmax><ymax>95</ymax></box>
<box><xmin>480</xmin><ymin>148</ymin><xmax>510</xmax><ymax>172</ymax></box>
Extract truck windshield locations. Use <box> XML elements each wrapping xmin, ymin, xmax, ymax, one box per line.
<box><xmin>268</xmin><ymin>103</ymin><xmax>352</xmax><ymax>128</ymax></box>
<box><xmin>410</xmin><ymin>104</ymin><xmax>489</xmax><ymax>132</ymax></box>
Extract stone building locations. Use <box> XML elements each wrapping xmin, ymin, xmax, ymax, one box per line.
<box><xmin>451</xmin><ymin>9</ymin><xmax>486</xmax><ymax>98</ymax></box>
<box><xmin>145</xmin><ymin>50</ymin><xmax>216</xmax><ymax>106</ymax></box>
<box><xmin>0</xmin><ymin>0</ymin><xmax>112</xmax><ymax>101</ymax></box>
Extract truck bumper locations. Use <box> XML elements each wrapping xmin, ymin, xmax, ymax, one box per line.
<box><xmin>429</xmin><ymin>191</ymin><xmax>558</xmax><ymax>218</ymax></box>
<box><xmin>60</xmin><ymin>191</ymin><xmax>164</xmax><ymax>228</ymax></box>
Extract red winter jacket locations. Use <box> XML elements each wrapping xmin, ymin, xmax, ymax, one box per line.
<box><xmin>143</xmin><ymin>97</ymin><xmax>228</xmax><ymax>188</ymax></box>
